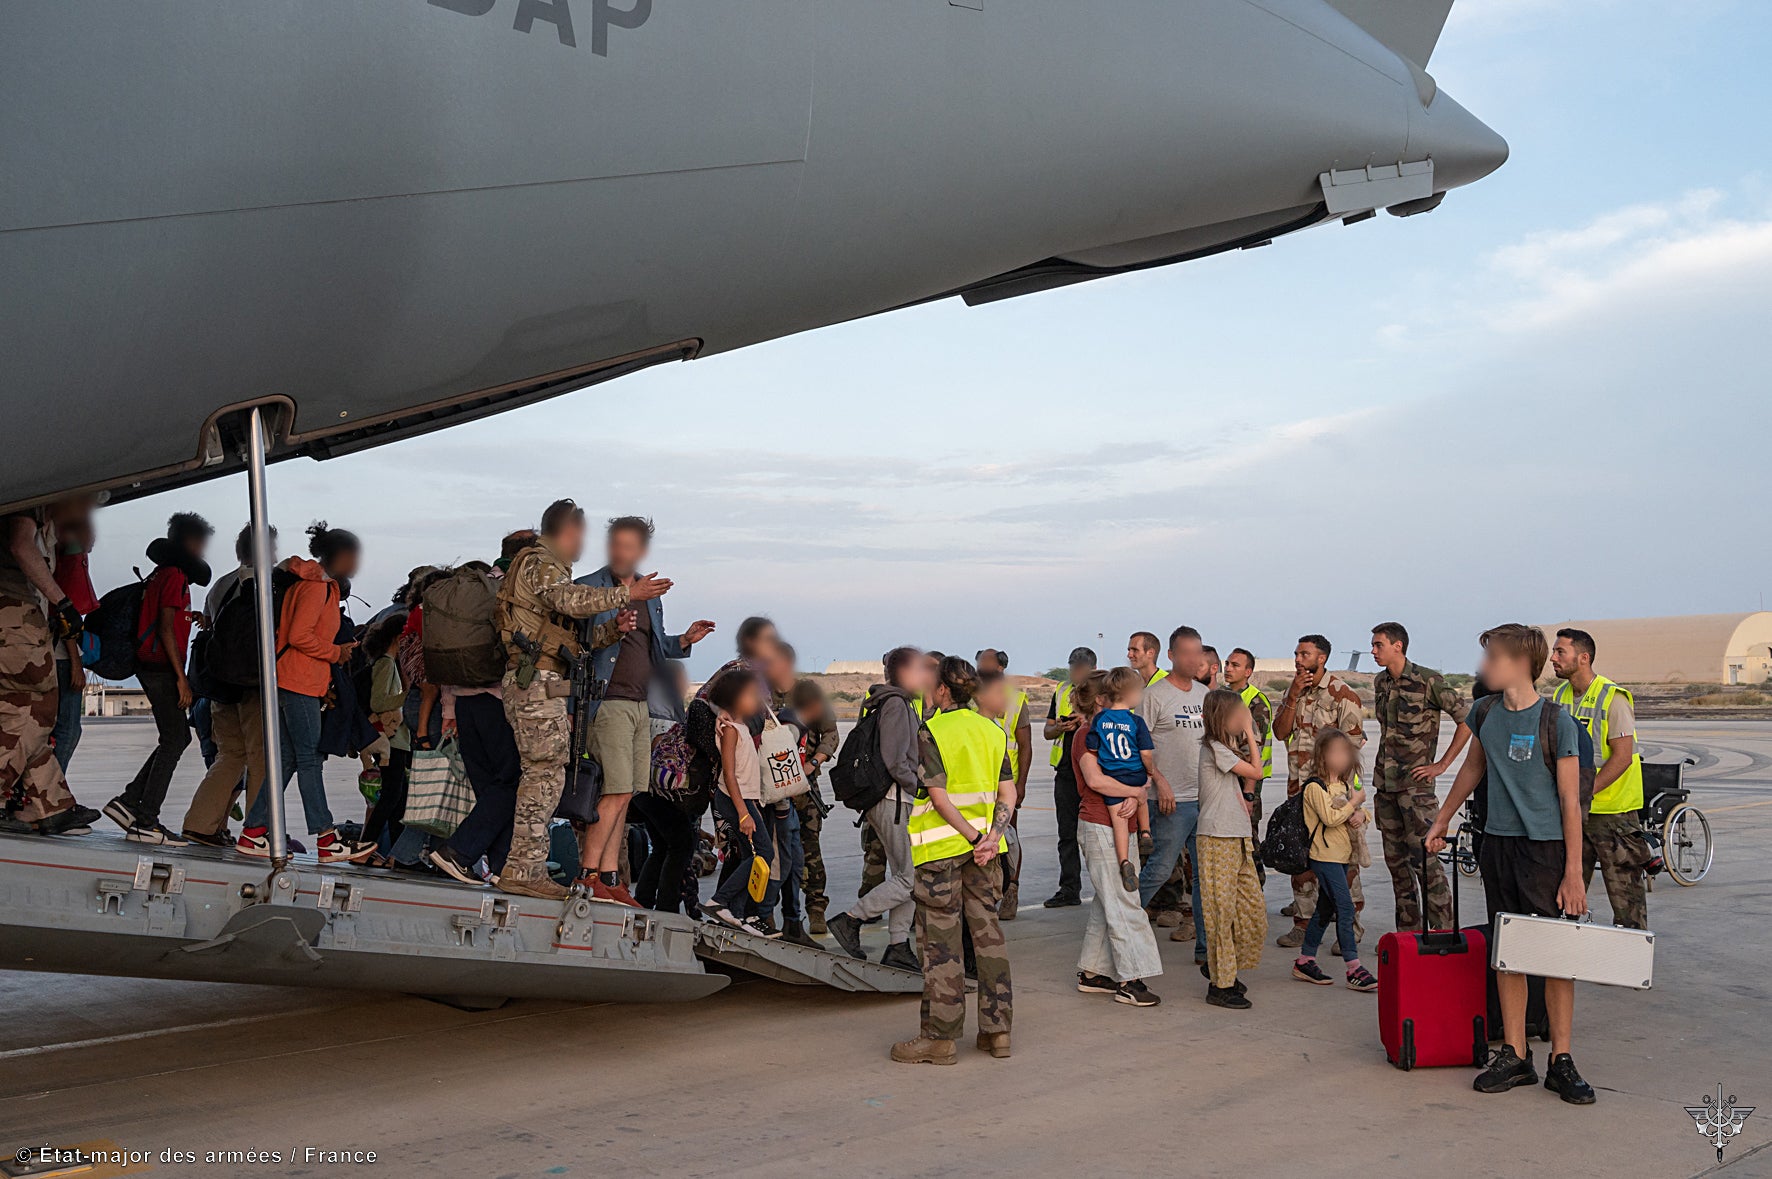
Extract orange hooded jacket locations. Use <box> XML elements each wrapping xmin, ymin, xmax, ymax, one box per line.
<box><xmin>274</xmin><ymin>557</ymin><xmax>343</xmax><ymax>697</ymax></box>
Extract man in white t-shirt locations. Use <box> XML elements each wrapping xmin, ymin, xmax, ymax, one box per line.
<box><xmin>1138</xmin><ymin>625</ymin><xmax>1209</xmax><ymax>962</ymax></box>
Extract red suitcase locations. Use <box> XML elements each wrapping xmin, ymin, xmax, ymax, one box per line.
<box><xmin>1377</xmin><ymin>849</ymin><xmax>1487</xmax><ymax>1070</ymax></box>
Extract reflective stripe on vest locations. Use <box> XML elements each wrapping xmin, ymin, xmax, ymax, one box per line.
<box><xmin>1238</xmin><ymin>683</ymin><xmax>1274</xmax><ymax>778</ymax></box>
<box><xmin>998</xmin><ymin>687</ymin><xmax>1028</xmax><ymax>780</ymax></box>
<box><xmin>1050</xmin><ymin>681</ymin><xmax>1075</xmax><ymax>767</ymax></box>
<box><xmin>1554</xmin><ymin>676</ymin><xmax>1644</xmax><ymax>814</ymax></box>
<box><xmin>910</xmin><ymin>708</ymin><xmax>1010</xmax><ymax>866</ymax></box>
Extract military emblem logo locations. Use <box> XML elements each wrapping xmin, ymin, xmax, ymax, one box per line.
<box><xmin>1686</xmin><ymin>1083</ymin><xmax>1754</xmax><ymax>1163</ymax></box>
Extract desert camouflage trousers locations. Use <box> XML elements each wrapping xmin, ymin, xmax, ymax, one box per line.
<box><xmin>0</xmin><ymin>595</ymin><xmax>74</xmax><ymax>822</ymax></box>
<box><xmin>499</xmin><ymin>670</ymin><xmax>571</xmax><ymax>884</ymax></box>
<box><xmin>1583</xmin><ymin>810</ymin><xmax>1650</xmax><ymax>930</ymax></box>
<box><xmin>914</xmin><ymin>852</ymin><xmax>1011</xmax><ymax>1042</ymax></box>
<box><xmin>1377</xmin><ymin>785</ymin><xmax>1453</xmax><ymax>931</ymax></box>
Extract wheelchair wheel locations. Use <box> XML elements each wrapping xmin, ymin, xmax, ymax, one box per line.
<box><xmin>1453</xmin><ymin>823</ymin><xmax>1479</xmax><ymax>878</ymax></box>
<box><xmin>1663</xmin><ymin>803</ymin><xmax>1713</xmax><ymax>886</ymax></box>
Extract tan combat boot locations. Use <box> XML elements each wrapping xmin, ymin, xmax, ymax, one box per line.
<box><xmin>808</xmin><ymin>905</ymin><xmax>827</xmax><ymax>936</ymax></box>
<box><xmin>976</xmin><ymin>1031</ymin><xmax>1011</xmax><ymax>1059</ymax></box>
<box><xmin>890</xmin><ymin>1036</ymin><xmax>957</xmax><ymax>1066</ymax></box>
<box><xmin>498</xmin><ymin>874</ymin><xmax>569</xmax><ymax>901</ymax></box>
<box><xmin>999</xmin><ymin>882</ymin><xmax>1019</xmax><ymax>921</ymax></box>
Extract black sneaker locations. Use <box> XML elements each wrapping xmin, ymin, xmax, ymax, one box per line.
<box><xmin>38</xmin><ymin>805</ymin><xmax>100</xmax><ymax>836</ymax></box>
<box><xmin>1077</xmin><ymin>971</ymin><xmax>1117</xmax><ymax>994</ymax></box>
<box><xmin>1346</xmin><ymin>965</ymin><xmax>1379</xmax><ymax>993</ymax></box>
<box><xmin>1544</xmin><ymin>1053</ymin><xmax>1597</xmax><ymax>1105</ymax></box>
<box><xmin>125</xmin><ymin>821</ymin><xmax>188</xmax><ymax>847</ymax></box>
<box><xmin>1293</xmin><ymin>959</ymin><xmax>1333</xmax><ymax>985</ymax></box>
<box><xmin>880</xmin><ymin>941</ymin><xmax>921</xmax><ymax>972</ymax></box>
<box><xmin>1206</xmin><ymin>984</ymin><xmax>1251</xmax><ymax>1010</ymax></box>
<box><xmin>101</xmin><ymin>796</ymin><xmax>137</xmax><ymax>831</ymax></box>
<box><xmin>1043</xmin><ymin>891</ymin><xmax>1082</xmax><ymax>909</ymax></box>
<box><xmin>181</xmin><ymin>827</ymin><xmax>232</xmax><ymax>848</ymax></box>
<box><xmin>429</xmin><ymin>846</ymin><xmax>485</xmax><ymax>886</ymax></box>
<box><xmin>825</xmin><ymin>912</ymin><xmax>866</xmax><ymax>960</ymax></box>
<box><xmin>1114</xmin><ymin>979</ymin><xmax>1161</xmax><ymax>1007</ymax></box>
<box><xmin>1118</xmin><ymin>859</ymin><xmax>1139</xmax><ymax>891</ymax></box>
<box><xmin>1474</xmin><ymin>1045</ymin><xmax>1538</xmax><ymax>1094</ymax></box>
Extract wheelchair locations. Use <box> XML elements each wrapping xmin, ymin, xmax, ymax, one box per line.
<box><xmin>1641</xmin><ymin>758</ymin><xmax>1713</xmax><ymax>886</ymax></box>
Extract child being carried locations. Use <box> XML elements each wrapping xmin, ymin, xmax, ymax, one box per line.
<box><xmin>1084</xmin><ymin>667</ymin><xmax>1167</xmax><ymax>890</ymax></box>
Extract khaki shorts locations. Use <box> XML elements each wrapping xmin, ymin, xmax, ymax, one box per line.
<box><xmin>591</xmin><ymin>698</ymin><xmax>651</xmax><ymax>795</ymax></box>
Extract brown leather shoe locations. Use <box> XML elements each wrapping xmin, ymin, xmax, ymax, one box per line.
<box><xmin>890</xmin><ymin>1036</ymin><xmax>957</xmax><ymax>1066</ymax></box>
<box><xmin>808</xmin><ymin>907</ymin><xmax>828</xmax><ymax>935</ymax></box>
<box><xmin>498</xmin><ymin>875</ymin><xmax>570</xmax><ymax>901</ymax></box>
<box><xmin>975</xmin><ymin>1031</ymin><xmax>1011</xmax><ymax>1059</ymax></box>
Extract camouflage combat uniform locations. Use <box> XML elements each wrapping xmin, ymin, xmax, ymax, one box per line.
<box><xmin>1372</xmin><ymin>661</ymin><xmax>1468</xmax><ymax>931</ymax></box>
<box><xmin>495</xmin><ymin>541</ymin><xmax>628</xmax><ymax>888</ymax></box>
<box><xmin>1582</xmin><ymin>811</ymin><xmax>1650</xmax><ymax>930</ymax></box>
<box><xmin>912</xmin><ymin>722</ymin><xmax>1012</xmax><ymax>1043</ymax></box>
<box><xmin>1281</xmin><ymin>671</ymin><xmax>1367</xmax><ymax>933</ymax></box>
<box><xmin>0</xmin><ymin>509</ymin><xmax>76</xmax><ymax>825</ymax></box>
<box><xmin>793</xmin><ymin>703</ymin><xmax>837</xmax><ymax>925</ymax></box>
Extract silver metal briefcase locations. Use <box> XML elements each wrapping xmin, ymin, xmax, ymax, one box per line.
<box><xmin>1491</xmin><ymin>913</ymin><xmax>1655</xmax><ymax>990</ymax></box>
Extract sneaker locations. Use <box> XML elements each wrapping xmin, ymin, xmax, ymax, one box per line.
<box><xmin>1152</xmin><ymin>908</ymin><xmax>1182</xmax><ymax>928</ymax></box>
<box><xmin>605</xmin><ymin>883</ymin><xmax>642</xmax><ymax>909</ymax></box>
<box><xmin>38</xmin><ymin>805</ymin><xmax>100</xmax><ymax>836</ymax></box>
<box><xmin>1473</xmin><ymin>1045</ymin><xmax>1538</xmax><ymax>1094</ymax></box>
<box><xmin>181</xmin><ymin>827</ymin><xmax>232</xmax><ymax>849</ymax></box>
<box><xmin>1293</xmin><ymin>959</ymin><xmax>1333</xmax><ymax>985</ymax></box>
<box><xmin>1206</xmin><ymin>984</ymin><xmax>1252</xmax><ymax>1010</ymax></box>
<box><xmin>825</xmin><ymin>911</ymin><xmax>867</xmax><ymax>960</ymax></box>
<box><xmin>880</xmin><ymin>941</ymin><xmax>921</xmax><ymax>972</ymax></box>
<box><xmin>1275</xmin><ymin>926</ymin><xmax>1306</xmax><ymax>949</ymax></box>
<box><xmin>1280</xmin><ymin>902</ymin><xmax>1298</xmax><ymax>919</ymax></box>
<box><xmin>1118</xmin><ymin>859</ymin><xmax>1139</xmax><ymax>891</ymax></box>
<box><xmin>1169</xmin><ymin>919</ymin><xmax>1197</xmax><ymax>942</ymax></box>
<box><xmin>429</xmin><ymin>847</ymin><xmax>486</xmax><ymax>886</ymax></box>
<box><xmin>701</xmin><ymin>902</ymin><xmax>744</xmax><ymax>929</ymax></box>
<box><xmin>1543</xmin><ymin>1053</ymin><xmax>1597</xmax><ymax>1105</ymax></box>
<box><xmin>101</xmin><ymin>796</ymin><xmax>137</xmax><ymax>831</ymax></box>
<box><xmin>1</xmin><ymin>815</ymin><xmax>32</xmax><ymax>834</ymax></box>
<box><xmin>497</xmin><ymin>874</ymin><xmax>570</xmax><ymax>901</ymax></box>
<box><xmin>315</xmin><ymin>831</ymin><xmax>376</xmax><ymax>864</ymax></box>
<box><xmin>1114</xmin><ymin>979</ymin><xmax>1161</xmax><ymax>1007</ymax></box>
<box><xmin>742</xmin><ymin>916</ymin><xmax>783</xmax><ymax>940</ymax></box>
<box><xmin>1346</xmin><ymin>965</ymin><xmax>1379</xmax><ymax>993</ymax></box>
<box><xmin>235</xmin><ymin>826</ymin><xmax>271</xmax><ymax>858</ymax></box>
<box><xmin>1043</xmin><ymin>890</ymin><xmax>1082</xmax><ymax>909</ymax></box>
<box><xmin>1137</xmin><ymin>831</ymin><xmax>1154</xmax><ymax>856</ymax></box>
<box><xmin>1077</xmin><ymin>971</ymin><xmax>1118</xmax><ymax>994</ymax></box>
<box><xmin>125</xmin><ymin>822</ymin><xmax>189</xmax><ymax>847</ymax></box>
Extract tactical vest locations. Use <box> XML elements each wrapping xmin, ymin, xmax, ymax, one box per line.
<box><xmin>1238</xmin><ymin>683</ymin><xmax>1275</xmax><ymax>778</ymax></box>
<box><xmin>910</xmin><ymin>708</ymin><xmax>1010</xmax><ymax>867</ymax></box>
<box><xmin>1553</xmin><ymin>675</ymin><xmax>1644</xmax><ymax>814</ymax></box>
<box><xmin>495</xmin><ymin>543</ymin><xmax>583</xmax><ymax>675</ymax></box>
<box><xmin>1049</xmin><ymin>681</ymin><xmax>1075</xmax><ymax>768</ymax></box>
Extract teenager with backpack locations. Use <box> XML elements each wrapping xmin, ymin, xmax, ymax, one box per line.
<box><xmin>826</xmin><ymin>646</ymin><xmax>933</xmax><ymax>973</ymax></box>
<box><xmin>235</xmin><ymin>523</ymin><xmax>376</xmax><ymax>865</ymax></box>
<box><xmin>102</xmin><ymin>512</ymin><xmax>214</xmax><ymax>845</ymax></box>
<box><xmin>1427</xmin><ymin>623</ymin><xmax>1595</xmax><ymax>1105</ymax></box>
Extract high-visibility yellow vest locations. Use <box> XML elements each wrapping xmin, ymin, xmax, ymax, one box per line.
<box><xmin>1147</xmin><ymin>669</ymin><xmax>1168</xmax><ymax>687</ymax></box>
<box><xmin>1050</xmin><ymin>681</ymin><xmax>1075</xmax><ymax>768</ymax></box>
<box><xmin>1553</xmin><ymin>675</ymin><xmax>1644</xmax><ymax>814</ymax></box>
<box><xmin>1238</xmin><ymin>683</ymin><xmax>1274</xmax><ymax>778</ymax></box>
<box><xmin>999</xmin><ymin>686</ymin><xmax>1028</xmax><ymax>780</ymax></box>
<box><xmin>910</xmin><ymin>708</ymin><xmax>1010</xmax><ymax>867</ymax></box>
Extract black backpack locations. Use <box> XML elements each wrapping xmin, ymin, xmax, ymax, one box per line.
<box><xmin>84</xmin><ymin>577</ymin><xmax>150</xmax><ymax>682</ymax></box>
<box><xmin>203</xmin><ymin>567</ymin><xmax>300</xmax><ymax>690</ymax></box>
<box><xmin>830</xmin><ymin>699</ymin><xmax>897</xmax><ymax>818</ymax></box>
<box><xmin>1258</xmin><ymin>789</ymin><xmax>1318</xmax><ymax>877</ymax></box>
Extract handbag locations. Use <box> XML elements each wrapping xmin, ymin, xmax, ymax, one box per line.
<box><xmin>757</xmin><ymin>713</ymin><xmax>811</xmax><ymax>804</ymax></box>
<box><xmin>405</xmin><ymin>738</ymin><xmax>472</xmax><ymax>837</ymax></box>
<box><xmin>556</xmin><ymin>755</ymin><xmax>603</xmax><ymax>825</ymax></box>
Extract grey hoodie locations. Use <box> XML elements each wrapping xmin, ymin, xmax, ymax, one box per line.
<box><xmin>864</xmin><ymin>683</ymin><xmax>923</xmax><ymax>801</ymax></box>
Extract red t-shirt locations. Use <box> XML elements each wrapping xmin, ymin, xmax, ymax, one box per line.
<box><xmin>54</xmin><ymin>550</ymin><xmax>99</xmax><ymax>615</ymax></box>
<box><xmin>136</xmin><ymin>566</ymin><xmax>191</xmax><ymax>667</ymax></box>
<box><xmin>1074</xmin><ymin>731</ymin><xmax>1114</xmax><ymax>828</ymax></box>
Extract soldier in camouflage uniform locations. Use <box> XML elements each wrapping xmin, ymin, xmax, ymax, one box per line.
<box><xmin>494</xmin><ymin>500</ymin><xmax>667</xmax><ymax>901</ymax></box>
<box><xmin>1273</xmin><ymin>635</ymin><xmax>1366</xmax><ymax>949</ymax></box>
<box><xmin>788</xmin><ymin>678</ymin><xmax>838</xmax><ymax>932</ymax></box>
<box><xmin>1370</xmin><ymin>622</ymin><xmax>1471</xmax><ymax>932</ymax></box>
<box><xmin>1</xmin><ymin>506</ymin><xmax>93</xmax><ymax>833</ymax></box>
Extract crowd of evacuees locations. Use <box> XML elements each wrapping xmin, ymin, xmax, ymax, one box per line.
<box><xmin>0</xmin><ymin>495</ymin><xmax>1648</xmax><ymax>1091</ymax></box>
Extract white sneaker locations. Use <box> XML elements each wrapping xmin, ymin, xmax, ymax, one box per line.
<box><xmin>235</xmin><ymin>828</ymin><xmax>271</xmax><ymax>858</ymax></box>
<box><xmin>316</xmin><ymin>831</ymin><xmax>376</xmax><ymax>864</ymax></box>
<box><xmin>102</xmin><ymin>797</ymin><xmax>138</xmax><ymax>831</ymax></box>
<box><xmin>124</xmin><ymin>822</ymin><xmax>188</xmax><ymax>847</ymax></box>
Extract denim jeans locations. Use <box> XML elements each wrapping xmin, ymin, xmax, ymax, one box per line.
<box><xmin>1138</xmin><ymin>797</ymin><xmax>1204</xmax><ymax>956</ymax></box>
<box><xmin>245</xmin><ymin>689</ymin><xmax>335</xmax><ymax>835</ymax></box>
<box><xmin>1302</xmin><ymin>858</ymin><xmax>1358</xmax><ymax>959</ymax></box>
<box><xmin>52</xmin><ymin>658</ymin><xmax>83</xmax><ymax>772</ymax></box>
<box><xmin>711</xmin><ymin>793</ymin><xmax>778</xmax><ymax>918</ymax></box>
<box><xmin>778</xmin><ymin>802</ymin><xmax>806</xmax><ymax>922</ymax></box>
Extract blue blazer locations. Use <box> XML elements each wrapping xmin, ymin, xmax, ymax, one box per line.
<box><xmin>572</xmin><ymin>566</ymin><xmax>689</xmax><ymax>724</ymax></box>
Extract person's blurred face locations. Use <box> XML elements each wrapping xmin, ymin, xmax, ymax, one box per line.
<box><xmin>739</xmin><ymin>623</ymin><xmax>780</xmax><ymax>661</ymax></box>
<box><xmin>1169</xmin><ymin>635</ymin><xmax>1203</xmax><ymax>680</ymax></box>
<box><xmin>1294</xmin><ymin>641</ymin><xmax>1327</xmax><ymax>676</ymax></box>
<box><xmin>976</xmin><ymin>679</ymin><xmax>1007</xmax><ymax>719</ymax></box>
<box><xmin>330</xmin><ymin>546</ymin><xmax>361</xmax><ymax>581</ymax></box>
<box><xmin>1225</xmin><ymin>650</ymin><xmax>1253</xmax><ymax>689</ymax></box>
<box><xmin>555</xmin><ymin>518</ymin><xmax>586</xmax><ymax>564</ymax></box>
<box><xmin>605</xmin><ymin>526</ymin><xmax>648</xmax><ymax>578</ymax></box>
<box><xmin>977</xmin><ymin>650</ymin><xmax>1004</xmax><ymax>674</ymax></box>
<box><xmin>1069</xmin><ymin>657</ymin><xmax>1096</xmax><ymax>681</ymax></box>
<box><xmin>1479</xmin><ymin>645</ymin><xmax>1531</xmax><ymax>692</ymax></box>
<box><xmin>762</xmin><ymin>644</ymin><xmax>795</xmax><ymax>694</ymax></box>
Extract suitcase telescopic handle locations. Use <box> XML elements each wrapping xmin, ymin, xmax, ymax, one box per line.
<box><xmin>1419</xmin><ymin>843</ymin><xmax>1463</xmax><ymax>948</ymax></box>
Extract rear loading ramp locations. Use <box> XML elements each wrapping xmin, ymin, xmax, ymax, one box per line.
<box><xmin>693</xmin><ymin>922</ymin><xmax>923</xmax><ymax>993</ymax></box>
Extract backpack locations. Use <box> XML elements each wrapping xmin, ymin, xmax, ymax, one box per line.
<box><xmin>1258</xmin><ymin>789</ymin><xmax>1317</xmax><ymax>877</ymax></box>
<box><xmin>1468</xmin><ymin>695</ymin><xmax>1596</xmax><ymax>814</ymax></box>
<box><xmin>830</xmin><ymin>698</ymin><xmax>898</xmax><ymax>818</ymax></box>
<box><xmin>420</xmin><ymin>568</ymin><xmax>504</xmax><ymax>688</ymax></box>
<box><xmin>203</xmin><ymin>567</ymin><xmax>299</xmax><ymax>690</ymax></box>
<box><xmin>84</xmin><ymin>578</ymin><xmax>150</xmax><ymax>682</ymax></box>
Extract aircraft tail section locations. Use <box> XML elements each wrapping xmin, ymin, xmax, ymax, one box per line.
<box><xmin>1323</xmin><ymin>0</ymin><xmax>1455</xmax><ymax>67</ymax></box>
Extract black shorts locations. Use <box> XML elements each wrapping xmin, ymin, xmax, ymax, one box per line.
<box><xmin>1479</xmin><ymin>833</ymin><xmax>1567</xmax><ymax>919</ymax></box>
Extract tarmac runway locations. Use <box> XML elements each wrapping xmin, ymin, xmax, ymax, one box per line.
<box><xmin>4</xmin><ymin>718</ymin><xmax>1770</xmax><ymax>1178</ymax></box>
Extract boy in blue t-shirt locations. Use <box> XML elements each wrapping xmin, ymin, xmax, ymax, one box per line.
<box><xmin>1085</xmin><ymin>667</ymin><xmax>1158</xmax><ymax>890</ymax></box>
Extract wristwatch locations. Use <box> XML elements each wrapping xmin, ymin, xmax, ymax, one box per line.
<box><xmin>1242</xmin><ymin>792</ymin><xmax>1257</xmax><ymax>802</ymax></box>
<box><xmin>967</xmin><ymin>829</ymin><xmax>985</xmax><ymax>846</ymax></box>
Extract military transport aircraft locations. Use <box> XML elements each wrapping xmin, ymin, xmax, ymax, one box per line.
<box><xmin>0</xmin><ymin>0</ymin><xmax>1504</xmax><ymax>1004</ymax></box>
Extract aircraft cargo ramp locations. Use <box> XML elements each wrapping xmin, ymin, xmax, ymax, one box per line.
<box><xmin>0</xmin><ymin>831</ymin><xmax>920</xmax><ymax>1006</ymax></box>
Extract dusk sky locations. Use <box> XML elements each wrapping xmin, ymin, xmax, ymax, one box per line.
<box><xmin>90</xmin><ymin>0</ymin><xmax>1772</xmax><ymax>679</ymax></box>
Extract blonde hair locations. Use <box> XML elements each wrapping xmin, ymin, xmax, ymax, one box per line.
<box><xmin>1201</xmin><ymin>688</ymin><xmax>1246</xmax><ymax>748</ymax></box>
<box><xmin>1102</xmin><ymin>666</ymin><xmax>1143</xmax><ymax>703</ymax></box>
<box><xmin>1072</xmin><ymin>669</ymin><xmax>1111</xmax><ymax>716</ymax></box>
<box><xmin>1480</xmin><ymin>622</ymin><xmax>1550</xmax><ymax>682</ymax></box>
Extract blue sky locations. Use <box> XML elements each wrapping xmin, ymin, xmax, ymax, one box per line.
<box><xmin>92</xmin><ymin>0</ymin><xmax>1772</xmax><ymax>678</ymax></box>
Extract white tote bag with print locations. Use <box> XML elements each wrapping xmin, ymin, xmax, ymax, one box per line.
<box><xmin>757</xmin><ymin>714</ymin><xmax>812</xmax><ymax>804</ymax></box>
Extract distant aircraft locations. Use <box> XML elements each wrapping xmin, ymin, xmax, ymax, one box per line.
<box><xmin>0</xmin><ymin>0</ymin><xmax>1503</xmax><ymax>512</ymax></box>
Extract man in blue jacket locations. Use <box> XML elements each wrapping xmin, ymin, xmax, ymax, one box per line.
<box><xmin>572</xmin><ymin>516</ymin><xmax>715</xmax><ymax>905</ymax></box>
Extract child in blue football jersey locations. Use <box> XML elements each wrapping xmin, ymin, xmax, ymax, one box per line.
<box><xmin>1086</xmin><ymin>667</ymin><xmax>1158</xmax><ymax>890</ymax></box>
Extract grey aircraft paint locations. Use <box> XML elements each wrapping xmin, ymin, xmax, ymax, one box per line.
<box><xmin>0</xmin><ymin>0</ymin><xmax>1503</xmax><ymax>511</ymax></box>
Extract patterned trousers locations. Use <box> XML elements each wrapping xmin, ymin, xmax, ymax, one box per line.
<box><xmin>0</xmin><ymin>595</ymin><xmax>74</xmax><ymax>823</ymax></box>
<box><xmin>1583</xmin><ymin>810</ymin><xmax>1650</xmax><ymax>930</ymax></box>
<box><xmin>499</xmin><ymin>670</ymin><xmax>571</xmax><ymax>885</ymax></box>
<box><xmin>1377</xmin><ymin>786</ymin><xmax>1452</xmax><ymax>931</ymax></box>
<box><xmin>792</xmin><ymin>791</ymin><xmax>827</xmax><ymax>915</ymax></box>
<box><xmin>1197</xmin><ymin>835</ymin><xmax>1266</xmax><ymax>988</ymax></box>
<box><xmin>914</xmin><ymin>852</ymin><xmax>1011</xmax><ymax>1041</ymax></box>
